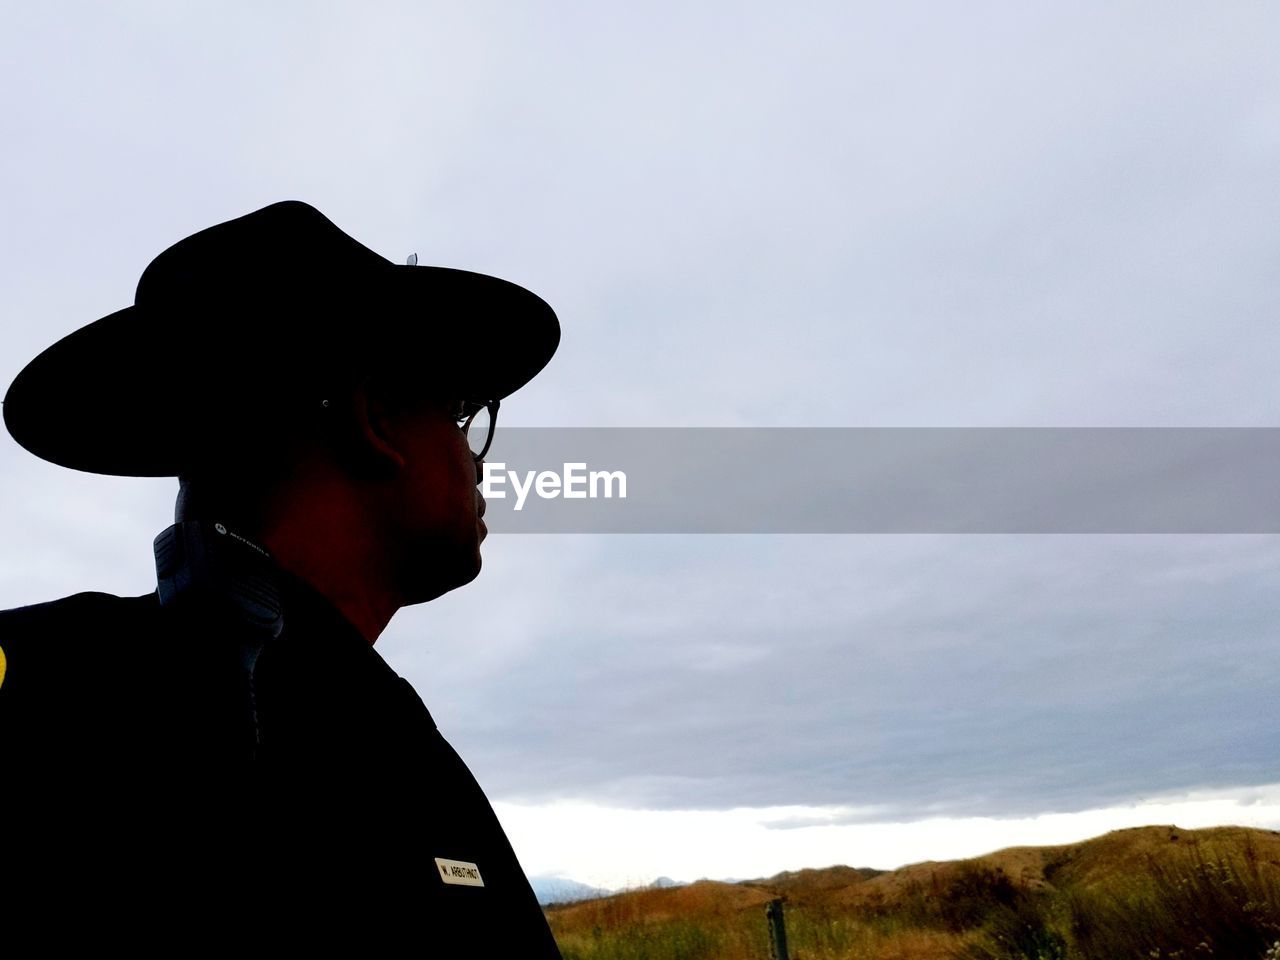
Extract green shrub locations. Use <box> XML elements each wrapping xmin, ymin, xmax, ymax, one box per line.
<box><xmin>956</xmin><ymin>897</ymin><xmax>1068</xmax><ymax>960</ymax></box>
<box><xmin>896</xmin><ymin>863</ymin><xmax>1022</xmax><ymax>933</ymax></box>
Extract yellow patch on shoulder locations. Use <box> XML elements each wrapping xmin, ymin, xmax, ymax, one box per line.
<box><xmin>0</xmin><ymin>644</ymin><xmax>6</xmax><ymax>690</ymax></box>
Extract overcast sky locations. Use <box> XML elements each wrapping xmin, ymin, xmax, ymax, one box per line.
<box><xmin>3</xmin><ymin>2</ymin><xmax>1279</xmax><ymax>888</ymax></box>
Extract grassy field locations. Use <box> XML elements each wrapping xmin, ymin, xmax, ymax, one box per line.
<box><xmin>545</xmin><ymin>825</ymin><xmax>1280</xmax><ymax>960</ymax></box>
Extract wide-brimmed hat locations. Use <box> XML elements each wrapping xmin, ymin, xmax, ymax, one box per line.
<box><xmin>3</xmin><ymin>200</ymin><xmax>560</xmax><ymax>476</ymax></box>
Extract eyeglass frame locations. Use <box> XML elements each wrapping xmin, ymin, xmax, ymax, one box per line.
<box><xmin>452</xmin><ymin>398</ymin><xmax>501</xmax><ymax>462</ymax></box>
<box><xmin>319</xmin><ymin>393</ymin><xmax>500</xmax><ymax>463</ymax></box>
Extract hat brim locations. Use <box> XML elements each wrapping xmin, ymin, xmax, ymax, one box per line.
<box><xmin>4</xmin><ymin>265</ymin><xmax>559</xmax><ymax>477</ymax></box>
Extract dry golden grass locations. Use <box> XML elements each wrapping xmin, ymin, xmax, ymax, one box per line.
<box><xmin>545</xmin><ymin>825</ymin><xmax>1280</xmax><ymax>960</ymax></box>
<box><xmin>552</xmin><ymin>880</ymin><xmax>777</xmax><ymax>930</ymax></box>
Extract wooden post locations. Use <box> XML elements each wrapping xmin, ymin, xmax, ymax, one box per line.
<box><xmin>765</xmin><ymin>898</ymin><xmax>790</xmax><ymax>960</ymax></box>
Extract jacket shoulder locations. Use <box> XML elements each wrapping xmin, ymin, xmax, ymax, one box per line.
<box><xmin>0</xmin><ymin>591</ymin><xmax>159</xmax><ymax>705</ymax></box>
<box><xmin>0</xmin><ymin>589</ymin><xmax>156</xmax><ymax>626</ymax></box>
<box><xmin>0</xmin><ymin>590</ymin><xmax>157</xmax><ymax>651</ymax></box>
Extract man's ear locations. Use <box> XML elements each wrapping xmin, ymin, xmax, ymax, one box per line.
<box><xmin>339</xmin><ymin>380</ymin><xmax>408</xmax><ymax>477</ymax></box>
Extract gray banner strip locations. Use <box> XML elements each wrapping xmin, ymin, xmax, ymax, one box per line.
<box><xmin>478</xmin><ymin>428</ymin><xmax>1280</xmax><ymax>533</ymax></box>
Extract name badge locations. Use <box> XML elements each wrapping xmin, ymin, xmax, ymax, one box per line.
<box><xmin>435</xmin><ymin>857</ymin><xmax>485</xmax><ymax>887</ymax></box>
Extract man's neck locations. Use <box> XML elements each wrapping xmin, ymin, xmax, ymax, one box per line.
<box><xmin>175</xmin><ymin>494</ymin><xmax>401</xmax><ymax>645</ymax></box>
<box><xmin>254</xmin><ymin>514</ymin><xmax>399</xmax><ymax>645</ymax></box>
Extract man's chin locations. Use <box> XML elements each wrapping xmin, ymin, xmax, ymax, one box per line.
<box><xmin>402</xmin><ymin>549</ymin><xmax>482</xmax><ymax>605</ymax></box>
<box><xmin>458</xmin><ymin>549</ymin><xmax>483</xmax><ymax>587</ymax></box>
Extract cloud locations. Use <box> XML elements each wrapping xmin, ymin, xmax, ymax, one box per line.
<box><xmin>494</xmin><ymin>783</ymin><xmax>1280</xmax><ymax>890</ymax></box>
<box><xmin>384</xmin><ymin>534</ymin><xmax>1280</xmax><ymax>818</ymax></box>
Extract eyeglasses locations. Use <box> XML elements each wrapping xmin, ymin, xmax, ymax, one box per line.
<box><xmin>451</xmin><ymin>399</ymin><xmax>500</xmax><ymax>462</ymax></box>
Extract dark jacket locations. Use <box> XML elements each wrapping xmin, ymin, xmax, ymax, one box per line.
<box><xmin>0</xmin><ymin>561</ymin><xmax>562</xmax><ymax>956</ymax></box>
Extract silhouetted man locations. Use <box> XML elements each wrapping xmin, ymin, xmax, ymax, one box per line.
<box><xmin>0</xmin><ymin>201</ymin><xmax>563</xmax><ymax>954</ymax></box>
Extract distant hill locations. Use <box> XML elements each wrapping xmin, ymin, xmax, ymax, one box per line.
<box><xmin>849</xmin><ymin>823</ymin><xmax>1280</xmax><ymax>901</ymax></box>
<box><xmin>546</xmin><ymin>825</ymin><xmax>1280</xmax><ymax>960</ymax></box>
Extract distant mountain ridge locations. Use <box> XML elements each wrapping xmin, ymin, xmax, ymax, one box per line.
<box><xmin>530</xmin><ymin>874</ymin><xmax>688</xmax><ymax>905</ymax></box>
<box><xmin>529</xmin><ymin>875</ymin><xmax>614</xmax><ymax>905</ymax></box>
<box><xmin>647</xmin><ymin>875</ymin><xmax>681</xmax><ymax>889</ymax></box>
